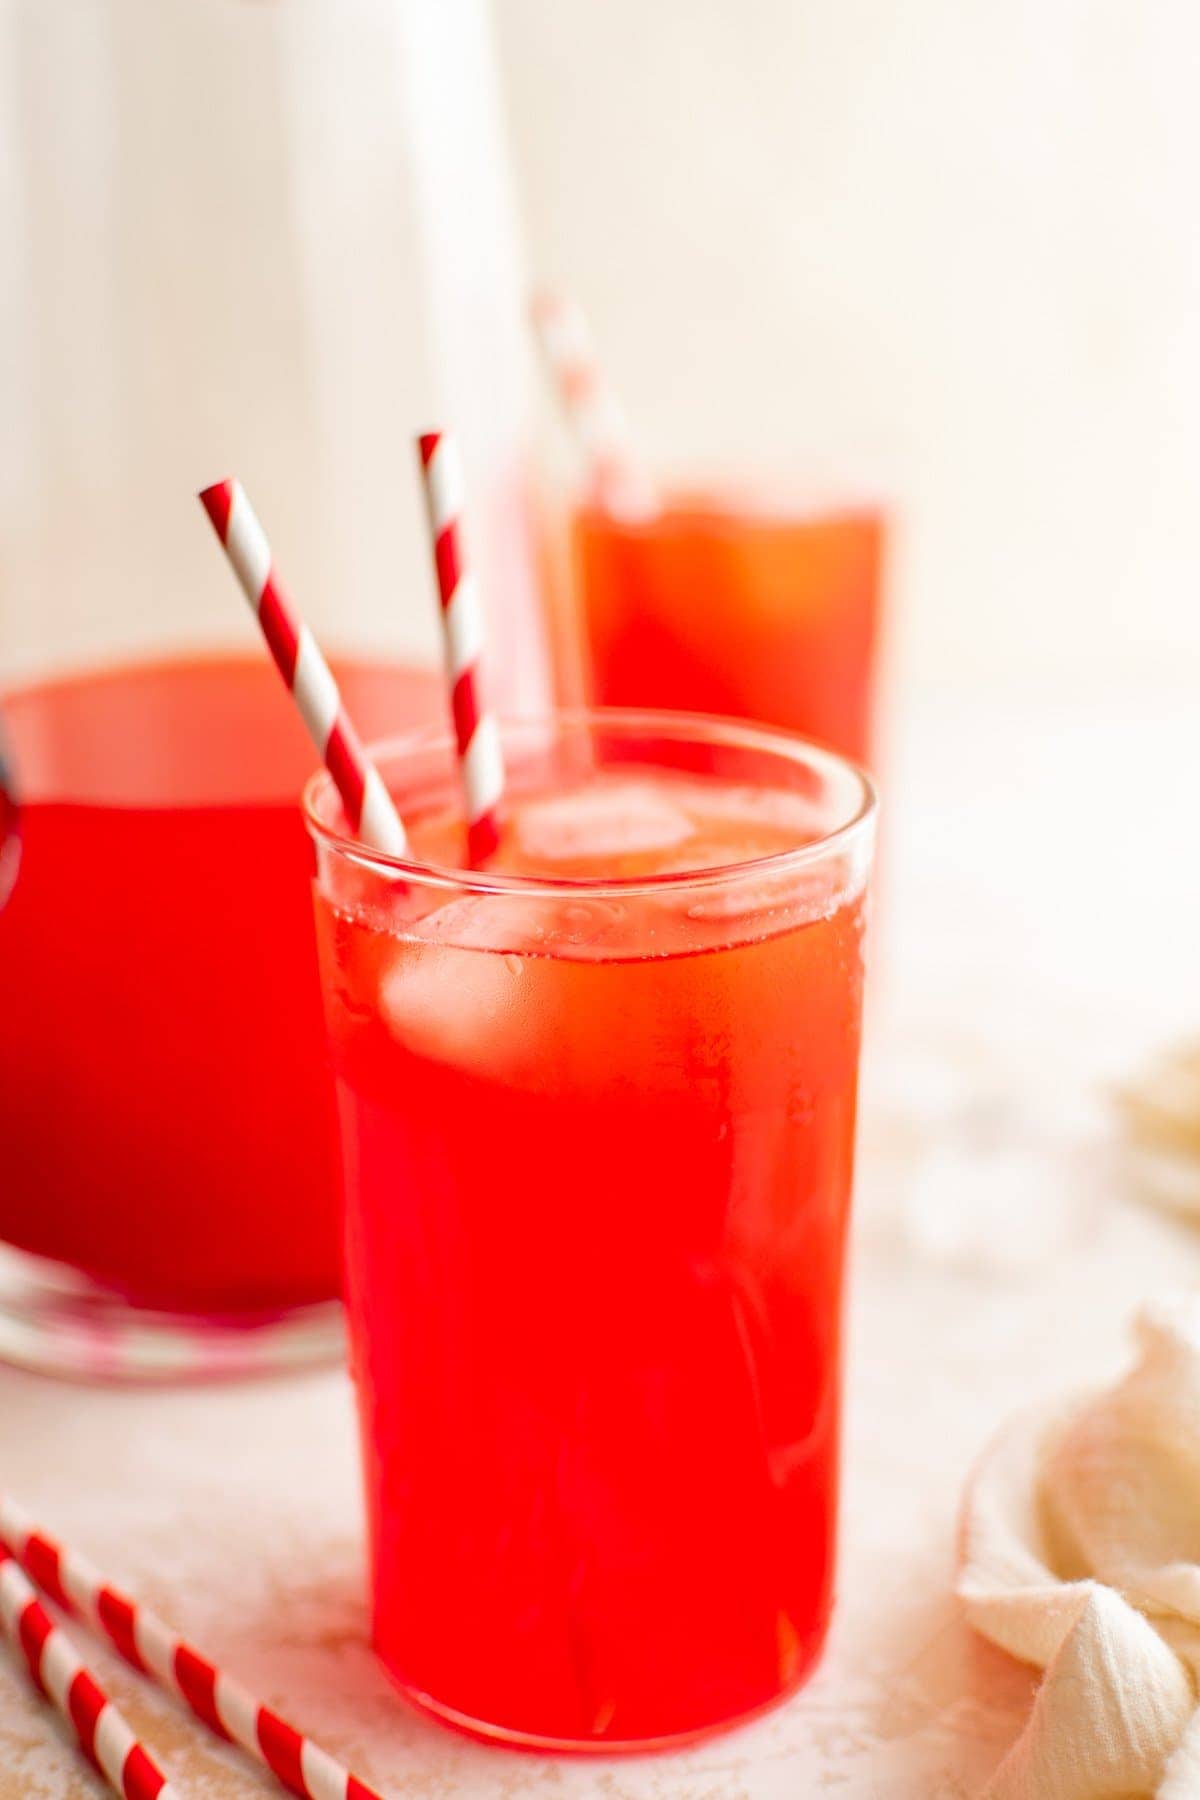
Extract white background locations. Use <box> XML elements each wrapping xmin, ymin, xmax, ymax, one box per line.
<box><xmin>5</xmin><ymin>0</ymin><xmax>1200</xmax><ymax>705</ymax></box>
<box><xmin>498</xmin><ymin>0</ymin><xmax>1200</xmax><ymax>698</ymax></box>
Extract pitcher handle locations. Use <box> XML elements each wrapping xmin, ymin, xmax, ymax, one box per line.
<box><xmin>0</xmin><ymin>709</ymin><xmax>20</xmax><ymax>907</ymax></box>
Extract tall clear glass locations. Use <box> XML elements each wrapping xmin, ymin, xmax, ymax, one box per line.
<box><xmin>306</xmin><ymin>709</ymin><xmax>876</xmax><ymax>1749</ymax></box>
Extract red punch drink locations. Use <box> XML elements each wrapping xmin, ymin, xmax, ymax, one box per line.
<box><xmin>308</xmin><ymin>710</ymin><xmax>875</xmax><ymax>1749</ymax></box>
<box><xmin>0</xmin><ymin>653</ymin><xmax>439</xmax><ymax>1322</ymax></box>
<box><xmin>573</xmin><ymin>490</ymin><xmax>885</xmax><ymax>765</ymax></box>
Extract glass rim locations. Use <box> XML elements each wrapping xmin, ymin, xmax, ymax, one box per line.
<box><xmin>302</xmin><ymin>705</ymin><xmax>877</xmax><ymax>900</ymax></box>
<box><xmin>572</xmin><ymin>474</ymin><xmax>887</xmax><ymax>530</ymax></box>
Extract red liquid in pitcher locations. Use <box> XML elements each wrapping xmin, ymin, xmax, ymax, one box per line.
<box><xmin>315</xmin><ymin>769</ymin><xmax>867</xmax><ymax>1746</ymax></box>
<box><xmin>0</xmin><ymin>653</ymin><xmax>439</xmax><ymax>1315</ymax></box>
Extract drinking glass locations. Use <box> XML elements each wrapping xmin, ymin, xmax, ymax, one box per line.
<box><xmin>570</xmin><ymin>486</ymin><xmax>886</xmax><ymax>766</ymax></box>
<box><xmin>306</xmin><ymin>708</ymin><xmax>876</xmax><ymax>1748</ymax></box>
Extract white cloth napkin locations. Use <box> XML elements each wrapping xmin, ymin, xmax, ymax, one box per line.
<box><xmin>958</xmin><ymin>1295</ymin><xmax>1200</xmax><ymax>1798</ymax></box>
<box><xmin>1120</xmin><ymin>1044</ymin><xmax>1200</xmax><ymax>1221</ymax></box>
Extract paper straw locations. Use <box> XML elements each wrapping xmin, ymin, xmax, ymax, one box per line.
<box><xmin>416</xmin><ymin>432</ymin><xmax>504</xmax><ymax>863</ymax></box>
<box><xmin>0</xmin><ymin>1543</ymin><xmax>180</xmax><ymax>1800</ymax></box>
<box><xmin>199</xmin><ymin>479</ymin><xmax>408</xmax><ymax>859</ymax></box>
<box><xmin>0</xmin><ymin>1499</ymin><xmax>383</xmax><ymax>1800</ymax></box>
<box><xmin>530</xmin><ymin>288</ymin><xmax>657</xmax><ymax>521</ymax></box>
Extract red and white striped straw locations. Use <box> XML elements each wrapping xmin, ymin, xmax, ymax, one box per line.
<box><xmin>0</xmin><ymin>1543</ymin><xmax>179</xmax><ymax>1800</ymax></box>
<box><xmin>530</xmin><ymin>288</ymin><xmax>657</xmax><ymax>521</ymax></box>
<box><xmin>199</xmin><ymin>479</ymin><xmax>409</xmax><ymax>859</ymax></box>
<box><xmin>416</xmin><ymin>432</ymin><xmax>504</xmax><ymax>864</ymax></box>
<box><xmin>0</xmin><ymin>1498</ymin><xmax>383</xmax><ymax>1800</ymax></box>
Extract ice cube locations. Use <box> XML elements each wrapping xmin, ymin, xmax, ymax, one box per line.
<box><xmin>377</xmin><ymin>888</ymin><xmax>635</xmax><ymax>1079</ymax></box>
<box><xmin>709</xmin><ymin>783</ymin><xmax>828</xmax><ymax>839</ymax></box>
<box><xmin>514</xmin><ymin>779</ymin><xmax>695</xmax><ymax>862</ymax></box>
<box><xmin>685</xmin><ymin>863</ymin><xmax>853</xmax><ymax>924</ymax></box>
<box><xmin>376</xmin><ymin>891</ymin><xmax>585</xmax><ymax>1075</ymax></box>
<box><xmin>414</xmin><ymin>890</ymin><xmax>629</xmax><ymax>959</ymax></box>
<box><xmin>414</xmin><ymin>892</ymin><xmax>554</xmax><ymax>953</ymax></box>
<box><xmin>379</xmin><ymin>919</ymin><xmax>524</xmax><ymax>1075</ymax></box>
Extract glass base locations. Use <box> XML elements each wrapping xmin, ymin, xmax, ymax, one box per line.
<box><xmin>387</xmin><ymin>1627</ymin><xmax>829</xmax><ymax>1755</ymax></box>
<box><xmin>0</xmin><ymin>1244</ymin><xmax>345</xmax><ymax>1383</ymax></box>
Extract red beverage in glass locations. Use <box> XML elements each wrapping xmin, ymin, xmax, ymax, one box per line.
<box><xmin>573</xmin><ymin>490</ymin><xmax>885</xmax><ymax>765</ymax></box>
<box><xmin>0</xmin><ymin>652</ymin><xmax>439</xmax><ymax>1317</ymax></box>
<box><xmin>308</xmin><ymin>711</ymin><xmax>875</xmax><ymax>1749</ymax></box>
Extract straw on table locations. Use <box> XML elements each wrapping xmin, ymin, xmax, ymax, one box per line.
<box><xmin>416</xmin><ymin>432</ymin><xmax>504</xmax><ymax>864</ymax></box>
<box><xmin>0</xmin><ymin>1499</ymin><xmax>383</xmax><ymax>1800</ymax></box>
<box><xmin>530</xmin><ymin>288</ymin><xmax>657</xmax><ymax>521</ymax></box>
<box><xmin>0</xmin><ymin>1543</ymin><xmax>179</xmax><ymax>1800</ymax></box>
<box><xmin>199</xmin><ymin>478</ymin><xmax>409</xmax><ymax>859</ymax></box>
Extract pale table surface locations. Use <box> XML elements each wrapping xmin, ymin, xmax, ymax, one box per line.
<box><xmin>3</xmin><ymin>688</ymin><xmax>1198</xmax><ymax>1799</ymax></box>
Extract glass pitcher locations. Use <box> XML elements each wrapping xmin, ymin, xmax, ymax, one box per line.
<box><xmin>0</xmin><ymin>0</ymin><xmax>552</xmax><ymax>1378</ymax></box>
